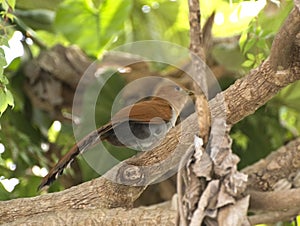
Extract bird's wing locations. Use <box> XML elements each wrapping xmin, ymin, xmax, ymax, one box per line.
<box><xmin>111</xmin><ymin>97</ymin><xmax>172</xmax><ymax>124</ymax></box>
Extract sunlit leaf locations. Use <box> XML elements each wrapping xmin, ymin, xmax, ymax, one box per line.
<box><xmin>239</xmin><ymin>31</ymin><xmax>247</xmax><ymax>49</ymax></box>
<box><xmin>0</xmin><ymin>89</ymin><xmax>8</xmax><ymax>115</ymax></box>
<box><xmin>4</xmin><ymin>12</ymin><xmax>15</xmax><ymax>21</ymax></box>
<box><xmin>1</xmin><ymin>0</ymin><xmax>9</xmax><ymax>11</ymax></box>
<box><xmin>246</xmin><ymin>53</ymin><xmax>255</xmax><ymax>60</ymax></box>
<box><xmin>36</xmin><ymin>31</ymin><xmax>69</xmax><ymax>47</ymax></box>
<box><xmin>55</xmin><ymin>0</ymin><xmax>132</xmax><ymax>56</ymax></box>
<box><xmin>0</xmin><ymin>36</ymin><xmax>9</xmax><ymax>47</ymax></box>
<box><xmin>279</xmin><ymin>106</ymin><xmax>300</xmax><ymax>135</ymax></box>
<box><xmin>241</xmin><ymin>60</ymin><xmax>253</xmax><ymax>68</ymax></box>
<box><xmin>231</xmin><ymin>130</ymin><xmax>249</xmax><ymax>150</ymax></box>
<box><xmin>7</xmin><ymin>0</ymin><xmax>16</xmax><ymax>10</ymax></box>
<box><xmin>0</xmin><ymin>74</ymin><xmax>9</xmax><ymax>85</ymax></box>
<box><xmin>5</xmin><ymin>89</ymin><xmax>13</xmax><ymax>108</ymax></box>
<box><xmin>242</xmin><ymin>38</ymin><xmax>256</xmax><ymax>55</ymax></box>
<box><xmin>0</xmin><ymin>48</ymin><xmax>7</xmax><ymax>74</ymax></box>
<box><xmin>48</xmin><ymin>121</ymin><xmax>61</xmax><ymax>143</ymax></box>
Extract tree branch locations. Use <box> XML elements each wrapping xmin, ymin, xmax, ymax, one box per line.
<box><xmin>243</xmin><ymin>137</ymin><xmax>300</xmax><ymax>191</ymax></box>
<box><xmin>4</xmin><ymin>201</ymin><xmax>177</xmax><ymax>226</ymax></box>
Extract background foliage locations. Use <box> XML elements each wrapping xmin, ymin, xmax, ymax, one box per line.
<box><xmin>0</xmin><ymin>2</ymin><xmax>298</xmax><ymax>224</ymax></box>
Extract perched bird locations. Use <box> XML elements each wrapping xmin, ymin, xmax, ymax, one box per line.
<box><xmin>38</xmin><ymin>83</ymin><xmax>194</xmax><ymax>190</ymax></box>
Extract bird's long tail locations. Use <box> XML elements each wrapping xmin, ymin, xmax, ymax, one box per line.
<box><xmin>38</xmin><ymin>125</ymin><xmax>110</xmax><ymax>190</ymax></box>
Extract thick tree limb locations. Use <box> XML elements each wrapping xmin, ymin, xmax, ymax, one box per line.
<box><xmin>4</xmin><ymin>202</ymin><xmax>177</xmax><ymax>226</ymax></box>
<box><xmin>243</xmin><ymin>137</ymin><xmax>300</xmax><ymax>191</ymax></box>
<box><xmin>240</xmin><ymin>138</ymin><xmax>300</xmax><ymax>224</ymax></box>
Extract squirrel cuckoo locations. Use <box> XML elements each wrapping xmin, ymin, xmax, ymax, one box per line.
<box><xmin>38</xmin><ymin>83</ymin><xmax>193</xmax><ymax>190</ymax></box>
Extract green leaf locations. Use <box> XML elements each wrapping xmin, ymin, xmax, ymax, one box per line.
<box><xmin>256</xmin><ymin>38</ymin><xmax>267</xmax><ymax>50</ymax></box>
<box><xmin>5</xmin><ymin>89</ymin><xmax>14</xmax><ymax>107</ymax></box>
<box><xmin>55</xmin><ymin>0</ymin><xmax>102</xmax><ymax>56</ymax></box>
<box><xmin>241</xmin><ymin>60</ymin><xmax>253</xmax><ymax>68</ymax></box>
<box><xmin>0</xmin><ymin>75</ymin><xmax>9</xmax><ymax>85</ymax></box>
<box><xmin>5</xmin><ymin>12</ymin><xmax>15</xmax><ymax>21</ymax></box>
<box><xmin>246</xmin><ymin>53</ymin><xmax>255</xmax><ymax>60</ymax></box>
<box><xmin>242</xmin><ymin>38</ymin><xmax>256</xmax><ymax>55</ymax></box>
<box><xmin>7</xmin><ymin>0</ymin><xmax>16</xmax><ymax>10</ymax></box>
<box><xmin>279</xmin><ymin>106</ymin><xmax>300</xmax><ymax>134</ymax></box>
<box><xmin>0</xmin><ymin>37</ymin><xmax>9</xmax><ymax>47</ymax></box>
<box><xmin>55</xmin><ymin>0</ymin><xmax>132</xmax><ymax>56</ymax></box>
<box><xmin>0</xmin><ymin>48</ymin><xmax>7</xmax><ymax>68</ymax></box>
<box><xmin>0</xmin><ymin>88</ymin><xmax>14</xmax><ymax>116</ymax></box>
<box><xmin>256</xmin><ymin>53</ymin><xmax>266</xmax><ymax>64</ymax></box>
<box><xmin>48</xmin><ymin>121</ymin><xmax>61</xmax><ymax>143</ymax></box>
<box><xmin>239</xmin><ymin>31</ymin><xmax>247</xmax><ymax>50</ymax></box>
<box><xmin>1</xmin><ymin>0</ymin><xmax>9</xmax><ymax>11</ymax></box>
<box><xmin>36</xmin><ymin>31</ymin><xmax>69</xmax><ymax>47</ymax></box>
<box><xmin>0</xmin><ymin>88</ymin><xmax>8</xmax><ymax>115</ymax></box>
<box><xmin>231</xmin><ymin>130</ymin><xmax>248</xmax><ymax>150</ymax></box>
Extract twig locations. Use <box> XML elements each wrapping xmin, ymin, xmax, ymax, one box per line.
<box><xmin>187</xmin><ymin>0</ymin><xmax>211</xmax><ymax>141</ymax></box>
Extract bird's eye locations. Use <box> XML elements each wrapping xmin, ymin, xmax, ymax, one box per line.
<box><xmin>174</xmin><ymin>86</ymin><xmax>181</xmax><ymax>91</ymax></box>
